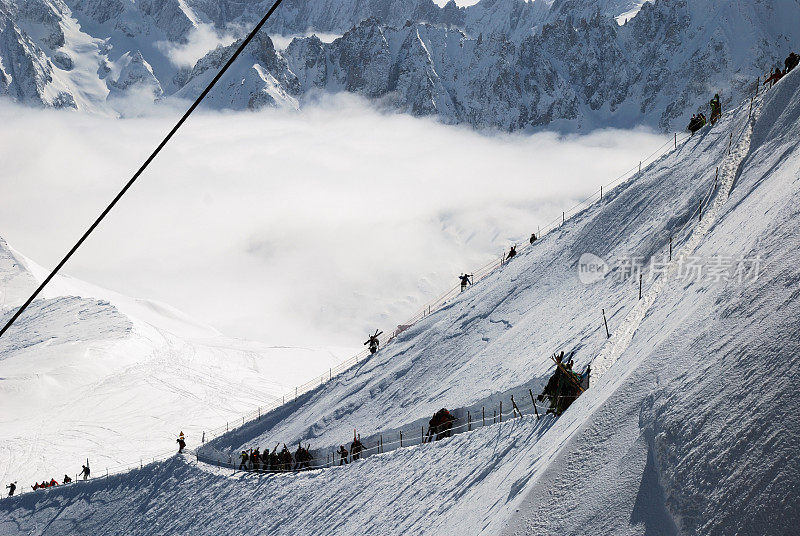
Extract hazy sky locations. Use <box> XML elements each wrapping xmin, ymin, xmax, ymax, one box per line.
<box><xmin>0</xmin><ymin>96</ymin><xmax>666</xmax><ymax>348</ymax></box>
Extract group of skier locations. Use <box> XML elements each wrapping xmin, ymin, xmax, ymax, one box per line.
<box><xmin>688</xmin><ymin>92</ymin><xmax>721</xmax><ymax>135</ymax></box>
<box><xmin>537</xmin><ymin>351</ymin><xmax>590</xmax><ymax>416</ymax></box>
<box><xmin>764</xmin><ymin>51</ymin><xmax>799</xmax><ymax>88</ymax></box>
<box><xmin>237</xmin><ymin>443</ymin><xmax>313</xmax><ymax>472</ymax></box>
<box><xmin>7</xmin><ymin>463</ymin><xmax>89</xmax><ymax>497</ymax></box>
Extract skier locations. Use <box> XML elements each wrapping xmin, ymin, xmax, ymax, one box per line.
<box><xmin>48</xmin><ymin>478</ymin><xmax>58</xmax><ymax>487</ymax></box>
<box><xmin>31</xmin><ymin>482</ymin><xmax>40</xmax><ymax>491</ymax></box>
<box><xmin>63</xmin><ymin>474</ymin><xmax>72</xmax><ymax>484</ymax></box>
<box><xmin>364</xmin><ymin>330</ymin><xmax>383</xmax><ymax>355</ymax></box>
<box><xmin>688</xmin><ymin>113</ymin><xmax>706</xmax><ymax>135</ymax></box>
<box><xmin>786</xmin><ymin>52</ymin><xmax>799</xmax><ymax>73</ymax></box>
<box><xmin>294</xmin><ymin>444</ymin><xmax>313</xmax><ymax>470</ymax></box>
<box><xmin>279</xmin><ymin>444</ymin><xmax>293</xmax><ymax>471</ymax></box>
<box><xmin>251</xmin><ymin>448</ymin><xmax>261</xmax><ymax>471</ymax></box>
<box><xmin>427</xmin><ymin>408</ymin><xmax>456</xmax><ymax>442</ymax></box>
<box><xmin>709</xmin><ymin>93</ymin><xmax>722</xmax><ymax>124</ymax></box>
<box><xmin>80</xmin><ymin>463</ymin><xmax>90</xmax><ymax>480</ymax></box>
<box><xmin>176</xmin><ymin>432</ymin><xmax>186</xmax><ymax>454</ymax></box>
<box><xmin>529</xmin><ymin>233</ymin><xmax>537</xmax><ymax>244</ymax></box>
<box><xmin>350</xmin><ymin>436</ymin><xmax>364</xmax><ymax>461</ymax></box>
<box><xmin>238</xmin><ymin>450</ymin><xmax>248</xmax><ymax>470</ymax></box>
<box><xmin>459</xmin><ymin>273</ymin><xmax>473</xmax><ymax>292</ymax></box>
<box><xmin>5</xmin><ymin>482</ymin><xmax>15</xmax><ymax>497</ymax></box>
<box><xmin>765</xmin><ymin>67</ymin><xmax>783</xmax><ymax>88</ymax></box>
<box><xmin>337</xmin><ymin>445</ymin><xmax>349</xmax><ymax>465</ymax></box>
<box><xmin>505</xmin><ymin>245</ymin><xmax>517</xmax><ymax>261</ymax></box>
<box><xmin>268</xmin><ymin>445</ymin><xmax>280</xmax><ymax>472</ymax></box>
<box><xmin>538</xmin><ymin>352</ymin><xmax>565</xmax><ymax>413</ymax></box>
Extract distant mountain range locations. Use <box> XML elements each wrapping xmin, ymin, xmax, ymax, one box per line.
<box><xmin>1</xmin><ymin>0</ymin><xmax>798</xmax><ymax>131</ymax></box>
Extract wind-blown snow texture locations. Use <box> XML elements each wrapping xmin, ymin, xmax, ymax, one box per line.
<box><xmin>1</xmin><ymin>0</ymin><xmax>799</xmax><ymax>131</ymax></box>
<box><xmin>2</xmin><ymin>54</ymin><xmax>798</xmax><ymax>536</ymax></box>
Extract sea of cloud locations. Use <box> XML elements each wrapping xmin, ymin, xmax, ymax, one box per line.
<box><xmin>0</xmin><ymin>96</ymin><xmax>667</xmax><ymax>348</ymax></box>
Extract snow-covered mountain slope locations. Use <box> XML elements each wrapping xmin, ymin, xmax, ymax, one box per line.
<box><xmin>279</xmin><ymin>0</ymin><xmax>800</xmax><ymax>132</ymax></box>
<box><xmin>174</xmin><ymin>29</ymin><xmax>299</xmax><ymax>109</ymax></box>
<box><xmin>3</xmin><ymin>49</ymin><xmax>797</xmax><ymax>536</ymax></box>
<box><xmin>2</xmin><ymin>0</ymin><xmax>799</xmax><ymax>131</ymax></box>
<box><xmin>0</xmin><ymin>234</ymin><xmax>352</xmax><ymax>488</ymax></box>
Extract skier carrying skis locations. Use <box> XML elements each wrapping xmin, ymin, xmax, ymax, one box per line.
<box><xmin>765</xmin><ymin>67</ymin><xmax>783</xmax><ymax>88</ymax></box>
<box><xmin>350</xmin><ymin>436</ymin><xmax>364</xmax><ymax>461</ymax></box>
<box><xmin>786</xmin><ymin>52</ymin><xmax>799</xmax><ymax>73</ymax></box>
<box><xmin>278</xmin><ymin>444</ymin><xmax>293</xmax><ymax>471</ymax></box>
<box><xmin>80</xmin><ymin>463</ymin><xmax>90</xmax><ymax>480</ymax></box>
<box><xmin>709</xmin><ymin>93</ymin><xmax>722</xmax><ymax>124</ymax></box>
<box><xmin>688</xmin><ymin>113</ymin><xmax>706</xmax><ymax>135</ymax></box>
<box><xmin>459</xmin><ymin>273</ymin><xmax>473</xmax><ymax>292</ymax></box>
<box><xmin>505</xmin><ymin>245</ymin><xmax>517</xmax><ymax>261</ymax></box>
<box><xmin>5</xmin><ymin>482</ymin><xmax>15</xmax><ymax>497</ymax></box>
<box><xmin>337</xmin><ymin>445</ymin><xmax>349</xmax><ymax>465</ymax></box>
<box><xmin>426</xmin><ymin>408</ymin><xmax>456</xmax><ymax>442</ymax></box>
<box><xmin>176</xmin><ymin>432</ymin><xmax>186</xmax><ymax>454</ymax></box>
<box><xmin>364</xmin><ymin>330</ymin><xmax>382</xmax><ymax>355</ymax></box>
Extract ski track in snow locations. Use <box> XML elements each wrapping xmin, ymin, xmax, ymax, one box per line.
<box><xmin>591</xmin><ymin>103</ymin><xmax>759</xmax><ymax>384</ymax></box>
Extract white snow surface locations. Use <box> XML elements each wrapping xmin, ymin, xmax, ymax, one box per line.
<box><xmin>0</xmin><ymin>236</ymin><xmax>353</xmax><ymax>488</ymax></box>
<box><xmin>1</xmin><ymin>53</ymin><xmax>798</xmax><ymax>536</ymax></box>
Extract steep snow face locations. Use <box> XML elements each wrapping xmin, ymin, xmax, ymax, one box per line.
<box><xmin>0</xmin><ymin>236</ymin><xmax>352</xmax><ymax>487</ymax></box>
<box><xmin>2</xmin><ymin>62</ymin><xmax>798</xmax><ymax>536</ymax></box>
<box><xmin>174</xmin><ymin>31</ymin><xmax>299</xmax><ymax>109</ymax></box>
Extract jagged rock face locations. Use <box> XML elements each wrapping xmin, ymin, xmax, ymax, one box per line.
<box><xmin>109</xmin><ymin>50</ymin><xmax>164</xmax><ymax>98</ymax></box>
<box><xmin>1</xmin><ymin>0</ymin><xmax>799</xmax><ymax>131</ymax></box>
<box><xmin>175</xmin><ymin>31</ymin><xmax>300</xmax><ymax>110</ymax></box>
<box><xmin>0</xmin><ymin>9</ymin><xmax>64</xmax><ymax>106</ymax></box>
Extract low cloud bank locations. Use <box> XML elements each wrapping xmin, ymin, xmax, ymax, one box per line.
<box><xmin>0</xmin><ymin>96</ymin><xmax>667</xmax><ymax>347</ymax></box>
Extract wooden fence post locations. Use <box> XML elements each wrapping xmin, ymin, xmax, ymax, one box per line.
<box><xmin>639</xmin><ymin>274</ymin><xmax>642</xmax><ymax>300</ymax></box>
<box><xmin>529</xmin><ymin>389</ymin><xmax>540</xmax><ymax>420</ymax></box>
<box><xmin>422</xmin><ymin>426</ymin><xmax>425</xmax><ymax>444</ymax></box>
<box><xmin>400</xmin><ymin>430</ymin><xmax>403</xmax><ymax>447</ymax></box>
<box><xmin>669</xmin><ymin>235</ymin><xmax>672</xmax><ymax>261</ymax></box>
<box><xmin>600</xmin><ymin>185</ymin><xmax>603</xmax><ymax>200</ymax></box>
<box><xmin>699</xmin><ymin>200</ymin><xmax>702</xmax><ymax>222</ymax></box>
<box><xmin>674</xmin><ymin>132</ymin><xmax>677</xmax><ymax>149</ymax></box>
<box><xmin>511</xmin><ymin>395</ymin><xmax>522</xmax><ymax>417</ymax></box>
<box><xmin>482</xmin><ymin>407</ymin><xmax>485</xmax><ymax>426</ymax></box>
<box><xmin>602</xmin><ymin>309</ymin><xmax>610</xmax><ymax>338</ymax></box>
<box><xmin>728</xmin><ymin>132</ymin><xmax>733</xmax><ymax>155</ymax></box>
<box><xmin>468</xmin><ymin>411</ymin><xmax>471</xmax><ymax>431</ymax></box>
<box><xmin>499</xmin><ymin>401</ymin><xmax>503</xmax><ymax>423</ymax></box>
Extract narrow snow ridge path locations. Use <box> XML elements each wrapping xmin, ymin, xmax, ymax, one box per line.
<box><xmin>591</xmin><ymin>107</ymin><xmax>758</xmax><ymax>384</ymax></box>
